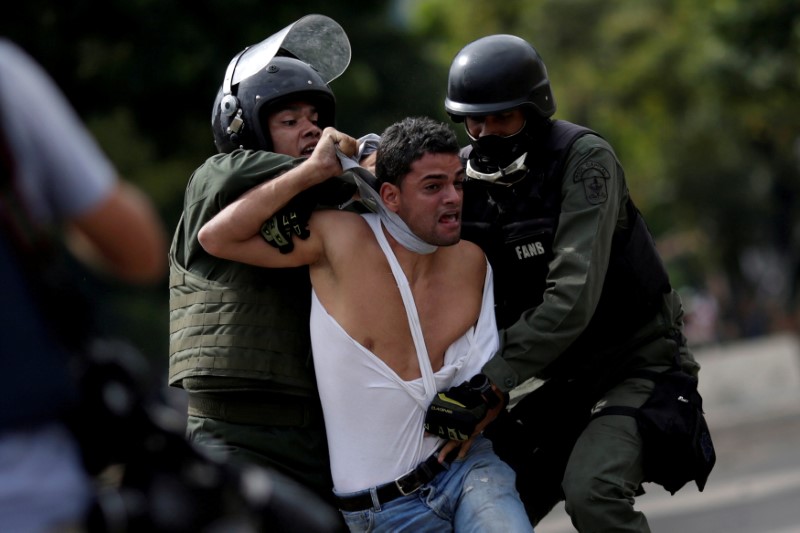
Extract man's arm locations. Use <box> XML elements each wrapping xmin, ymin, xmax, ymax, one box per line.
<box><xmin>433</xmin><ymin>137</ymin><xmax>627</xmax><ymax>459</ymax></box>
<box><xmin>483</xmin><ymin>135</ymin><xmax>627</xmax><ymax>391</ymax></box>
<box><xmin>3</xmin><ymin>40</ymin><xmax>168</xmax><ymax>286</ymax></box>
<box><xmin>259</xmin><ymin>133</ymin><xmax>380</xmax><ymax>253</ymax></box>
<box><xmin>198</xmin><ymin>127</ymin><xmax>356</xmax><ymax>268</ymax></box>
<box><xmin>67</xmin><ymin>181</ymin><xmax>167</xmax><ymax>284</ymax></box>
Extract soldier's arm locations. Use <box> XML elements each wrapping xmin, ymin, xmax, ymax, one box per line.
<box><xmin>198</xmin><ymin>128</ymin><xmax>356</xmax><ymax>267</ymax></box>
<box><xmin>483</xmin><ymin>134</ymin><xmax>628</xmax><ymax>390</ymax></box>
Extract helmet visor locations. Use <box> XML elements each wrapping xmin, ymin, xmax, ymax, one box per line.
<box><xmin>233</xmin><ymin>14</ymin><xmax>351</xmax><ymax>87</ymax></box>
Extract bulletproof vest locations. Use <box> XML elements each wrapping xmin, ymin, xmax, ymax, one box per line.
<box><xmin>461</xmin><ymin>120</ymin><xmax>671</xmax><ymax>377</ymax></box>
<box><xmin>168</xmin><ymin>220</ymin><xmax>317</xmax><ymax>394</ymax></box>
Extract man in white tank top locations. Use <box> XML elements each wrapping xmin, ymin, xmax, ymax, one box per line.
<box><xmin>199</xmin><ymin>117</ymin><xmax>533</xmax><ymax>532</ymax></box>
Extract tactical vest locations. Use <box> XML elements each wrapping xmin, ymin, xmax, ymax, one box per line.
<box><xmin>461</xmin><ymin>120</ymin><xmax>671</xmax><ymax>378</ymax></box>
<box><xmin>168</xmin><ymin>219</ymin><xmax>317</xmax><ymax>394</ymax></box>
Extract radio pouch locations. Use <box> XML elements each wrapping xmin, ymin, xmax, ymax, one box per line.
<box><xmin>592</xmin><ymin>368</ymin><xmax>716</xmax><ymax>495</ymax></box>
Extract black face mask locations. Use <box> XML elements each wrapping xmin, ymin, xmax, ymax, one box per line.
<box><xmin>466</xmin><ymin>125</ymin><xmax>533</xmax><ymax>186</ymax></box>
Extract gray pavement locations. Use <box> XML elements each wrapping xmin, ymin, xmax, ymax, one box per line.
<box><xmin>537</xmin><ymin>412</ymin><xmax>800</xmax><ymax>532</ymax></box>
<box><xmin>696</xmin><ymin>333</ymin><xmax>800</xmax><ymax>430</ymax></box>
<box><xmin>536</xmin><ymin>332</ymin><xmax>800</xmax><ymax>533</ymax></box>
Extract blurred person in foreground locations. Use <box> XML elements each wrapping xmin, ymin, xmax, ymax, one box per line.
<box><xmin>427</xmin><ymin>34</ymin><xmax>713</xmax><ymax>532</ymax></box>
<box><xmin>0</xmin><ymin>38</ymin><xmax>167</xmax><ymax>531</ymax></box>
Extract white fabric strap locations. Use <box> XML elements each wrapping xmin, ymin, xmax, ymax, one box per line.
<box><xmin>363</xmin><ymin>214</ymin><xmax>438</xmax><ymax>399</ymax></box>
<box><xmin>338</xmin><ymin>148</ymin><xmax>437</xmax><ymax>255</ymax></box>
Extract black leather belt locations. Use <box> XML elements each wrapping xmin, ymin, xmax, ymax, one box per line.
<box><xmin>335</xmin><ymin>450</ymin><xmax>457</xmax><ymax>512</ymax></box>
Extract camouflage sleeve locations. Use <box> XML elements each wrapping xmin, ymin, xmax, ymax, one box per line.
<box><xmin>483</xmin><ymin>134</ymin><xmax>630</xmax><ymax>391</ymax></box>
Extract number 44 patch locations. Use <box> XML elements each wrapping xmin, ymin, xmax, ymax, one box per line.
<box><xmin>573</xmin><ymin>161</ymin><xmax>609</xmax><ymax>205</ymax></box>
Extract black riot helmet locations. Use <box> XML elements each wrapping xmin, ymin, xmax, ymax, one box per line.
<box><xmin>445</xmin><ymin>34</ymin><xmax>556</xmax><ymax>122</ymax></box>
<box><xmin>211</xmin><ymin>14</ymin><xmax>350</xmax><ymax>153</ymax></box>
<box><xmin>211</xmin><ymin>55</ymin><xmax>335</xmax><ymax>153</ymax></box>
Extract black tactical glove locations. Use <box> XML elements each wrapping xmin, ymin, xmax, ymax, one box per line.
<box><xmin>425</xmin><ymin>374</ymin><xmax>500</xmax><ymax>442</ymax></box>
<box><xmin>260</xmin><ymin>179</ymin><xmax>358</xmax><ymax>254</ymax></box>
<box><xmin>260</xmin><ymin>190</ymin><xmax>316</xmax><ymax>254</ymax></box>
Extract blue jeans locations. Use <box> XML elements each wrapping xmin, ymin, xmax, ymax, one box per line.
<box><xmin>337</xmin><ymin>436</ymin><xmax>533</xmax><ymax>532</ymax></box>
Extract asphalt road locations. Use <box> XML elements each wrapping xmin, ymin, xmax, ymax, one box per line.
<box><xmin>536</xmin><ymin>411</ymin><xmax>800</xmax><ymax>533</ymax></box>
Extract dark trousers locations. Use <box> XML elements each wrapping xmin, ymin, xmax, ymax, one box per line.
<box><xmin>486</xmin><ymin>372</ymin><xmax>659</xmax><ymax>532</ymax></box>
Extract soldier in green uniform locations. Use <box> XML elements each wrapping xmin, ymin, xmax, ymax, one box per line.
<box><xmin>431</xmin><ymin>34</ymin><xmax>705</xmax><ymax>532</ymax></box>
<box><xmin>168</xmin><ymin>16</ymin><xmax>355</xmax><ymax>508</ymax></box>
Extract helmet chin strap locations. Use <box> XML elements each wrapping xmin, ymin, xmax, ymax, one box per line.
<box><xmin>466</xmin><ymin>152</ymin><xmax>528</xmax><ymax>186</ymax></box>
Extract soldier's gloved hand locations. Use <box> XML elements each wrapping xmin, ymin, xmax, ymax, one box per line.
<box><xmin>425</xmin><ymin>374</ymin><xmax>499</xmax><ymax>442</ymax></box>
<box><xmin>260</xmin><ymin>179</ymin><xmax>358</xmax><ymax>254</ymax></box>
<box><xmin>260</xmin><ymin>190</ymin><xmax>315</xmax><ymax>254</ymax></box>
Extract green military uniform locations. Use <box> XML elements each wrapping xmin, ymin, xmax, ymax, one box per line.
<box><xmin>481</xmin><ymin>132</ymin><xmax>699</xmax><ymax>384</ymax></box>
<box><xmin>169</xmin><ymin>149</ymin><xmax>333</xmax><ymax>500</ymax></box>
<box><xmin>465</xmin><ymin>126</ymin><xmax>700</xmax><ymax>532</ymax></box>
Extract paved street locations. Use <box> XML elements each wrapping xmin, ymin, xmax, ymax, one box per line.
<box><xmin>536</xmin><ymin>411</ymin><xmax>800</xmax><ymax>533</ymax></box>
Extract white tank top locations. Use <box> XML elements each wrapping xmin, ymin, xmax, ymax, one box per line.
<box><xmin>310</xmin><ymin>213</ymin><xmax>499</xmax><ymax>493</ymax></box>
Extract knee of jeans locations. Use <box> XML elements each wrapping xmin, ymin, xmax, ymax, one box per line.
<box><xmin>463</xmin><ymin>458</ymin><xmax>518</xmax><ymax>496</ymax></box>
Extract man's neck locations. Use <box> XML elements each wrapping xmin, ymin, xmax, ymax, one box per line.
<box><xmin>381</xmin><ymin>224</ymin><xmax>437</xmax><ymax>283</ymax></box>
<box><xmin>354</xmin><ymin>174</ymin><xmax>437</xmax><ymax>255</ymax></box>
<box><xmin>379</xmin><ymin>208</ymin><xmax>437</xmax><ymax>255</ymax></box>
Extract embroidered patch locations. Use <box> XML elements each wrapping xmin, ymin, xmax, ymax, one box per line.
<box><xmin>573</xmin><ymin>161</ymin><xmax>610</xmax><ymax>205</ymax></box>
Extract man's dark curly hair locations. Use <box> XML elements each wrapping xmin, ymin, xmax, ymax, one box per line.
<box><xmin>375</xmin><ymin>116</ymin><xmax>460</xmax><ymax>186</ymax></box>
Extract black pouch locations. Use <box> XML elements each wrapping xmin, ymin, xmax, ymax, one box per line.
<box><xmin>595</xmin><ymin>368</ymin><xmax>716</xmax><ymax>495</ymax></box>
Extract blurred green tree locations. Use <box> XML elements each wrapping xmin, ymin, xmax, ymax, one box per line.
<box><xmin>407</xmin><ymin>0</ymin><xmax>800</xmax><ymax>340</ymax></box>
<box><xmin>0</xmin><ymin>0</ymin><xmax>445</xmax><ymax>365</ymax></box>
<box><xmin>2</xmin><ymin>0</ymin><xmax>798</xmax><ymax>353</ymax></box>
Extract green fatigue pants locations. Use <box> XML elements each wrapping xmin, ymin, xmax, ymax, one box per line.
<box><xmin>562</xmin><ymin>372</ymin><xmax>657</xmax><ymax>533</ymax></box>
<box><xmin>185</xmin><ymin>396</ymin><xmax>334</xmax><ymax>507</ymax></box>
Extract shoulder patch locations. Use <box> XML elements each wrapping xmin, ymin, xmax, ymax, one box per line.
<box><xmin>573</xmin><ymin>161</ymin><xmax>610</xmax><ymax>205</ymax></box>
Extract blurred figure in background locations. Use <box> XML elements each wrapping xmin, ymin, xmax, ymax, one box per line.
<box><xmin>0</xmin><ymin>38</ymin><xmax>167</xmax><ymax>532</ymax></box>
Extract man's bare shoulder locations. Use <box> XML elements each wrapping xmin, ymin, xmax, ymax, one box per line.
<box><xmin>455</xmin><ymin>238</ymin><xmax>488</xmax><ymax>264</ymax></box>
<box><xmin>440</xmin><ymin>239</ymin><xmax>488</xmax><ymax>282</ymax></box>
<box><xmin>308</xmin><ymin>210</ymin><xmax>378</xmax><ymax>288</ymax></box>
<box><xmin>311</xmin><ymin>209</ymin><xmax>374</xmax><ymax>247</ymax></box>
<box><xmin>312</xmin><ymin>208</ymin><xmax>368</xmax><ymax>228</ymax></box>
